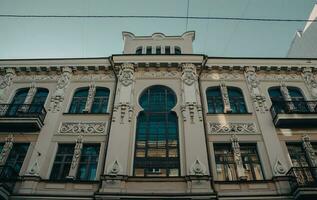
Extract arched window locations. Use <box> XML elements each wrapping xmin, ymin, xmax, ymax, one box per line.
<box><xmin>269</xmin><ymin>86</ymin><xmax>307</xmax><ymax>113</ymax></box>
<box><xmin>7</xmin><ymin>87</ymin><xmax>48</xmax><ymax>116</ymax></box>
<box><xmin>91</xmin><ymin>87</ymin><xmax>110</xmax><ymax>113</ymax></box>
<box><xmin>174</xmin><ymin>46</ymin><xmax>181</xmax><ymax>55</ymax></box>
<box><xmin>134</xmin><ymin>85</ymin><xmax>180</xmax><ymax>177</ymax></box>
<box><xmin>136</xmin><ymin>46</ymin><xmax>142</xmax><ymax>55</ymax></box>
<box><xmin>69</xmin><ymin>87</ymin><xmax>110</xmax><ymax>114</ymax></box>
<box><xmin>206</xmin><ymin>87</ymin><xmax>223</xmax><ymax>113</ymax></box>
<box><xmin>228</xmin><ymin>87</ymin><xmax>247</xmax><ymax>113</ymax></box>
<box><xmin>69</xmin><ymin>88</ymin><xmax>89</xmax><ymax>114</ymax></box>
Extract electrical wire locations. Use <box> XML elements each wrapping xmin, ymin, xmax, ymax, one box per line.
<box><xmin>0</xmin><ymin>14</ymin><xmax>316</xmax><ymax>22</ymax></box>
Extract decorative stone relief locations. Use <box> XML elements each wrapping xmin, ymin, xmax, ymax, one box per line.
<box><xmin>141</xmin><ymin>71</ymin><xmax>179</xmax><ymax>79</ymax></box>
<box><xmin>0</xmin><ymin>135</ymin><xmax>14</xmax><ymax>165</ymax></box>
<box><xmin>280</xmin><ymin>81</ymin><xmax>295</xmax><ymax>110</ymax></box>
<box><xmin>208</xmin><ymin>122</ymin><xmax>257</xmax><ymax>134</ymax></box>
<box><xmin>220</xmin><ymin>82</ymin><xmax>231</xmax><ymax>113</ymax></box>
<box><xmin>244</xmin><ymin>66</ymin><xmax>268</xmax><ymax>113</ymax></box>
<box><xmin>190</xmin><ymin>159</ymin><xmax>206</xmax><ymax>176</ymax></box>
<box><xmin>302</xmin><ymin>135</ymin><xmax>317</xmax><ymax>167</ymax></box>
<box><xmin>302</xmin><ymin>67</ymin><xmax>317</xmax><ymax>99</ymax></box>
<box><xmin>14</xmin><ymin>74</ymin><xmax>59</xmax><ymax>82</ymax></box>
<box><xmin>112</xmin><ymin>103</ymin><xmax>134</xmax><ymax>124</ymax></box>
<box><xmin>67</xmin><ymin>135</ymin><xmax>83</xmax><ymax>179</ymax></box>
<box><xmin>26</xmin><ymin>152</ymin><xmax>41</xmax><ymax>176</ymax></box>
<box><xmin>274</xmin><ymin>159</ymin><xmax>286</xmax><ymax>175</ymax></box>
<box><xmin>231</xmin><ymin>135</ymin><xmax>247</xmax><ymax>180</ymax></box>
<box><xmin>181</xmin><ymin>63</ymin><xmax>197</xmax><ymax>86</ymax></box>
<box><xmin>72</xmin><ymin>73</ymin><xmax>115</xmax><ymax>81</ymax></box>
<box><xmin>59</xmin><ymin>121</ymin><xmax>107</xmax><ymax>135</ymax></box>
<box><xmin>118</xmin><ymin>63</ymin><xmax>134</xmax><ymax>86</ymax></box>
<box><xmin>48</xmin><ymin>67</ymin><xmax>72</xmax><ymax>112</ymax></box>
<box><xmin>258</xmin><ymin>73</ymin><xmax>302</xmax><ymax>81</ymax></box>
<box><xmin>201</xmin><ymin>71</ymin><xmax>244</xmax><ymax>80</ymax></box>
<box><xmin>108</xmin><ymin>160</ymin><xmax>121</xmax><ymax>176</ymax></box>
<box><xmin>83</xmin><ymin>82</ymin><xmax>96</xmax><ymax>113</ymax></box>
<box><xmin>0</xmin><ymin>69</ymin><xmax>16</xmax><ymax>103</ymax></box>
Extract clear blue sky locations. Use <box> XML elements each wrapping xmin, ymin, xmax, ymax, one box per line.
<box><xmin>0</xmin><ymin>0</ymin><xmax>315</xmax><ymax>59</ymax></box>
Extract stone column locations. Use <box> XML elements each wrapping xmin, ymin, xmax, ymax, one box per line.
<box><xmin>231</xmin><ymin>135</ymin><xmax>247</xmax><ymax>180</ymax></box>
<box><xmin>83</xmin><ymin>82</ymin><xmax>96</xmax><ymax>113</ymax></box>
<box><xmin>67</xmin><ymin>135</ymin><xmax>83</xmax><ymax>179</ymax></box>
<box><xmin>0</xmin><ymin>68</ymin><xmax>16</xmax><ymax>103</ymax></box>
<box><xmin>181</xmin><ymin>63</ymin><xmax>212</xmax><ymax>193</ymax></box>
<box><xmin>220</xmin><ymin>82</ymin><xmax>232</xmax><ymax>113</ymax></box>
<box><xmin>101</xmin><ymin>63</ymin><xmax>135</xmax><ymax>193</ymax></box>
<box><xmin>0</xmin><ymin>135</ymin><xmax>14</xmax><ymax>165</ymax></box>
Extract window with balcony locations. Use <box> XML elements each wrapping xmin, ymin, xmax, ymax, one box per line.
<box><xmin>69</xmin><ymin>87</ymin><xmax>109</xmax><ymax>114</ymax></box>
<box><xmin>206</xmin><ymin>86</ymin><xmax>247</xmax><ymax>114</ymax></box>
<box><xmin>77</xmin><ymin>144</ymin><xmax>100</xmax><ymax>181</ymax></box>
<box><xmin>134</xmin><ymin>85</ymin><xmax>180</xmax><ymax>177</ymax></box>
<box><xmin>214</xmin><ymin>144</ymin><xmax>264</xmax><ymax>181</ymax></box>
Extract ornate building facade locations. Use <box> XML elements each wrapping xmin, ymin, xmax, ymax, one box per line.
<box><xmin>0</xmin><ymin>31</ymin><xmax>317</xmax><ymax>199</ymax></box>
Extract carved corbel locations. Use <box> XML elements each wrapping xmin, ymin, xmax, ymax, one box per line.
<box><xmin>49</xmin><ymin>67</ymin><xmax>72</xmax><ymax>113</ymax></box>
<box><xmin>220</xmin><ymin>82</ymin><xmax>231</xmax><ymax>113</ymax></box>
<box><xmin>302</xmin><ymin>67</ymin><xmax>317</xmax><ymax>99</ymax></box>
<box><xmin>0</xmin><ymin>68</ymin><xmax>16</xmax><ymax>103</ymax></box>
<box><xmin>230</xmin><ymin>135</ymin><xmax>247</xmax><ymax>180</ymax></box>
<box><xmin>302</xmin><ymin>135</ymin><xmax>317</xmax><ymax>167</ymax></box>
<box><xmin>0</xmin><ymin>135</ymin><xmax>14</xmax><ymax>165</ymax></box>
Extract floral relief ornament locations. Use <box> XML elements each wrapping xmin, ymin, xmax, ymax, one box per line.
<box><xmin>71</xmin><ymin>135</ymin><xmax>83</xmax><ymax>169</ymax></box>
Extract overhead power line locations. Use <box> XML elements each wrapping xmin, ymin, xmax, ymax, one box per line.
<box><xmin>0</xmin><ymin>14</ymin><xmax>316</xmax><ymax>22</ymax></box>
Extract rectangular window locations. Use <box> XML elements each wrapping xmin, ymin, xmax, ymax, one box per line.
<box><xmin>6</xmin><ymin>143</ymin><xmax>29</xmax><ymax>173</ymax></box>
<box><xmin>146</xmin><ymin>46</ymin><xmax>152</xmax><ymax>55</ymax></box>
<box><xmin>165</xmin><ymin>46</ymin><xmax>170</xmax><ymax>54</ymax></box>
<box><xmin>214</xmin><ymin>143</ymin><xmax>264</xmax><ymax>181</ymax></box>
<box><xmin>156</xmin><ymin>46</ymin><xmax>161</xmax><ymax>54</ymax></box>
<box><xmin>50</xmin><ymin>144</ymin><xmax>75</xmax><ymax>180</ymax></box>
<box><xmin>77</xmin><ymin>144</ymin><xmax>100</xmax><ymax>181</ymax></box>
<box><xmin>287</xmin><ymin>143</ymin><xmax>309</xmax><ymax>167</ymax></box>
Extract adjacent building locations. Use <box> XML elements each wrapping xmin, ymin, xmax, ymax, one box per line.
<box><xmin>0</xmin><ymin>31</ymin><xmax>317</xmax><ymax>200</ymax></box>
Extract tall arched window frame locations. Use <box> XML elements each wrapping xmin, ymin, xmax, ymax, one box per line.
<box><xmin>7</xmin><ymin>87</ymin><xmax>48</xmax><ymax>116</ymax></box>
<box><xmin>268</xmin><ymin>86</ymin><xmax>308</xmax><ymax>113</ymax></box>
<box><xmin>206</xmin><ymin>86</ymin><xmax>247</xmax><ymax>114</ymax></box>
<box><xmin>134</xmin><ymin>85</ymin><xmax>180</xmax><ymax>177</ymax></box>
<box><xmin>69</xmin><ymin>87</ymin><xmax>110</xmax><ymax>114</ymax></box>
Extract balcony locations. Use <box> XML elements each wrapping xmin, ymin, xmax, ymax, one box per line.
<box><xmin>287</xmin><ymin>167</ymin><xmax>317</xmax><ymax>200</ymax></box>
<box><xmin>0</xmin><ymin>104</ymin><xmax>47</xmax><ymax>132</ymax></box>
<box><xmin>0</xmin><ymin>165</ymin><xmax>19</xmax><ymax>199</ymax></box>
<box><xmin>270</xmin><ymin>101</ymin><xmax>317</xmax><ymax>128</ymax></box>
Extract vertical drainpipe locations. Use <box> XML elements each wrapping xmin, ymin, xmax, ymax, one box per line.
<box><xmin>97</xmin><ymin>56</ymin><xmax>118</xmax><ymax>192</ymax></box>
<box><xmin>198</xmin><ymin>56</ymin><xmax>217</xmax><ymax>196</ymax></box>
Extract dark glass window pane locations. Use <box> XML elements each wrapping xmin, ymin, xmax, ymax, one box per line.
<box><xmin>136</xmin><ymin>47</ymin><xmax>142</xmax><ymax>54</ymax></box>
<box><xmin>77</xmin><ymin>144</ymin><xmax>100</xmax><ymax>181</ymax></box>
<box><xmin>6</xmin><ymin>143</ymin><xmax>29</xmax><ymax>173</ymax></box>
<box><xmin>69</xmin><ymin>88</ymin><xmax>89</xmax><ymax>113</ymax></box>
<box><xmin>146</xmin><ymin>46</ymin><xmax>152</xmax><ymax>55</ymax></box>
<box><xmin>156</xmin><ymin>46</ymin><xmax>161</xmax><ymax>54</ymax></box>
<box><xmin>206</xmin><ymin>87</ymin><xmax>223</xmax><ymax>113</ymax></box>
<box><xmin>7</xmin><ymin>88</ymin><xmax>29</xmax><ymax>116</ymax></box>
<box><xmin>50</xmin><ymin>144</ymin><xmax>75</xmax><ymax>180</ymax></box>
<box><xmin>91</xmin><ymin>87</ymin><xmax>109</xmax><ymax>113</ymax></box>
<box><xmin>174</xmin><ymin>47</ymin><xmax>181</xmax><ymax>55</ymax></box>
<box><xmin>228</xmin><ymin>87</ymin><xmax>247</xmax><ymax>114</ymax></box>
<box><xmin>29</xmin><ymin>88</ymin><xmax>49</xmax><ymax>113</ymax></box>
<box><xmin>165</xmin><ymin>46</ymin><xmax>170</xmax><ymax>54</ymax></box>
<box><xmin>134</xmin><ymin>86</ymin><xmax>179</xmax><ymax>177</ymax></box>
<box><xmin>240</xmin><ymin>144</ymin><xmax>264</xmax><ymax>180</ymax></box>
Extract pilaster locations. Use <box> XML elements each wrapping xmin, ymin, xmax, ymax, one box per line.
<box><xmin>0</xmin><ymin>135</ymin><xmax>14</xmax><ymax>165</ymax></box>
<box><xmin>67</xmin><ymin>135</ymin><xmax>83</xmax><ymax>179</ymax></box>
<box><xmin>83</xmin><ymin>82</ymin><xmax>96</xmax><ymax>113</ymax></box>
<box><xmin>231</xmin><ymin>135</ymin><xmax>247</xmax><ymax>180</ymax></box>
<box><xmin>220</xmin><ymin>82</ymin><xmax>231</xmax><ymax>113</ymax></box>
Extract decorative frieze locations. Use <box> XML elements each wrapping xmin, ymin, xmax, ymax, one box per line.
<box><xmin>0</xmin><ymin>68</ymin><xmax>16</xmax><ymax>103</ymax></box>
<box><xmin>302</xmin><ymin>67</ymin><xmax>317</xmax><ymax>99</ymax></box>
<box><xmin>58</xmin><ymin>121</ymin><xmax>107</xmax><ymax>135</ymax></box>
<box><xmin>208</xmin><ymin>122</ymin><xmax>257</xmax><ymax>134</ymax></box>
<box><xmin>244</xmin><ymin>66</ymin><xmax>268</xmax><ymax>113</ymax></box>
<box><xmin>48</xmin><ymin>67</ymin><xmax>72</xmax><ymax>113</ymax></box>
<box><xmin>258</xmin><ymin>72</ymin><xmax>302</xmax><ymax>81</ymax></box>
<box><xmin>72</xmin><ymin>73</ymin><xmax>115</xmax><ymax>81</ymax></box>
<box><xmin>0</xmin><ymin>135</ymin><xmax>14</xmax><ymax>165</ymax></box>
<box><xmin>201</xmin><ymin>71</ymin><xmax>244</xmax><ymax>80</ymax></box>
<box><xmin>141</xmin><ymin>71</ymin><xmax>179</xmax><ymax>79</ymax></box>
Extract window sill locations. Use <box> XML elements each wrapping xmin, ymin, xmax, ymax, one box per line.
<box><xmin>206</xmin><ymin>112</ymin><xmax>252</xmax><ymax>115</ymax></box>
<box><xmin>41</xmin><ymin>179</ymin><xmax>99</xmax><ymax>183</ymax></box>
<box><xmin>63</xmin><ymin>112</ymin><xmax>110</xmax><ymax>115</ymax></box>
<box><xmin>213</xmin><ymin>179</ymin><xmax>269</xmax><ymax>184</ymax></box>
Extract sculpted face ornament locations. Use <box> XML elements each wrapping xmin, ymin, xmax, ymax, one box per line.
<box><xmin>181</xmin><ymin>64</ymin><xmax>197</xmax><ymax>86</ymax></box>
<box><xmin>118</xmin><ymin>64</ymin><xmax>134</xmax><ymax>86</ymax></box>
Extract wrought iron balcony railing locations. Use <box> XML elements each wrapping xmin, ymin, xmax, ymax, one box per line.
<box><xmin>0</xmin><ymin>165</ymin><xmax>19</xmax><ymax>192</ymax></box>
<box><xmin>286</xmin><ymin>166</ymin><xmax>317</xmax><ymax>191</ymax></box>
<box><xmin>0</xmin><ymin>103</ymin><xmax>47</xmax><ymax>124</ymax></box>
<box><xmin>270</xmin><ymin>101</ymin><xmax>317</xmax><ymax>118</ymax></box>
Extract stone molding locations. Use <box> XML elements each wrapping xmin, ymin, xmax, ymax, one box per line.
<box><xmin>208</xmin><ymin>122</ymin><xmax>257</xmax><ymax>134</ymax></box>
<box><xmin>58</xmin><ymin>121</ymin><xmax>107</xmax><ymax>135</ymax></box>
